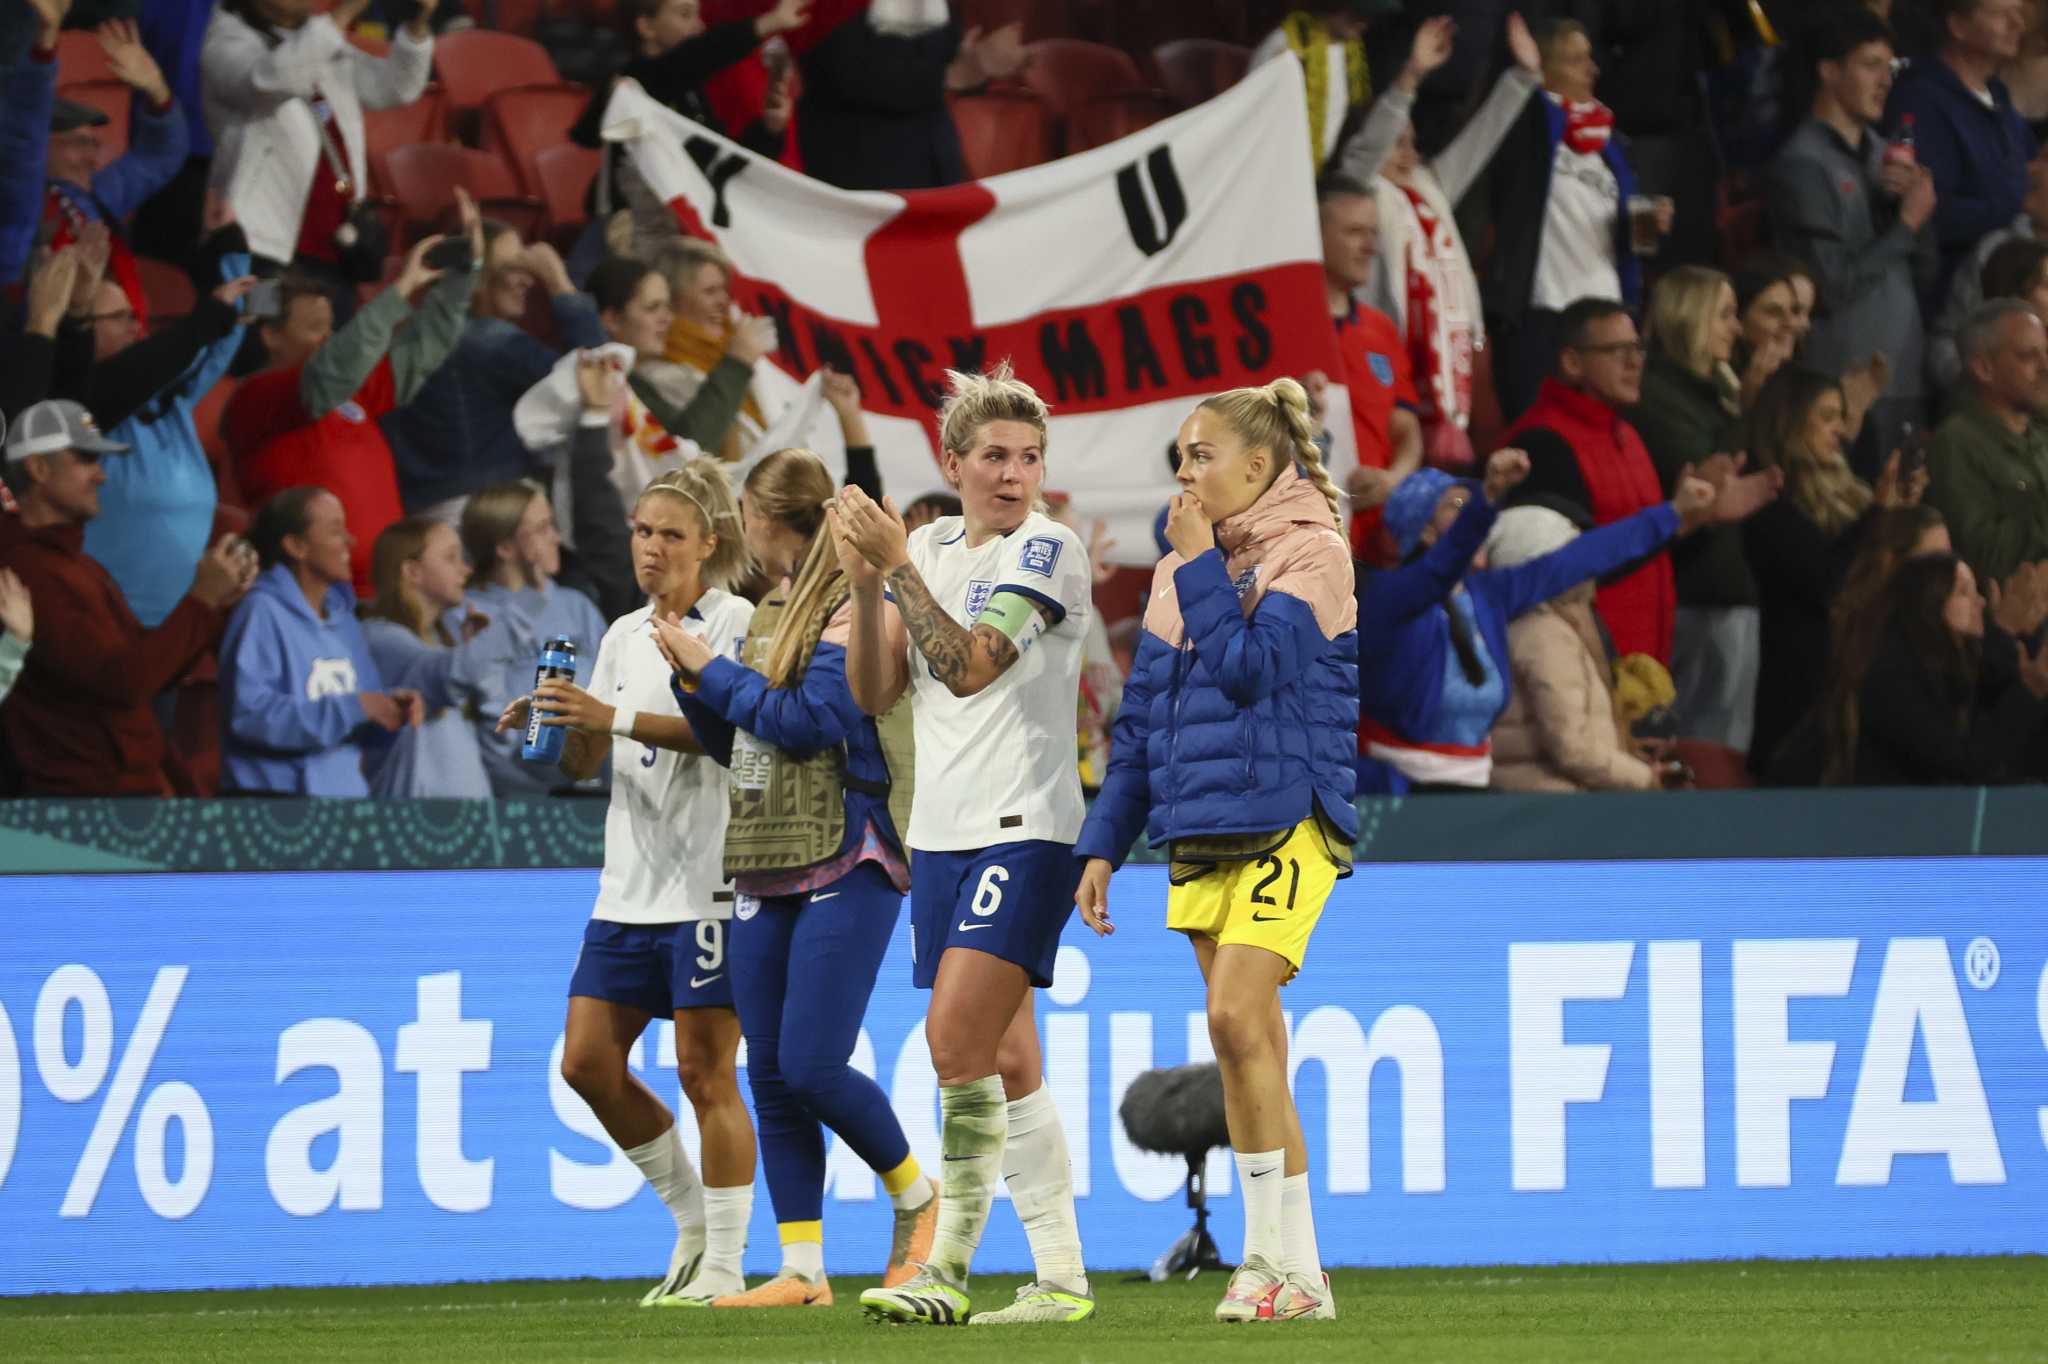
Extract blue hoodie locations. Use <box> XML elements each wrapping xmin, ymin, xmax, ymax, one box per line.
<box><xmin>220</xmin><ymin>564</ymin><xmax>383</xmax><ymax>796</ymax></box>
<box><xmin>449</xmin><ymin>580</ymin><xmax>608</xmax><ymax>798</ymax></box>
<box><xmin>360</xmin><ymin>618</ymin><xmax>511</xmax><ymax>799</ymax></box>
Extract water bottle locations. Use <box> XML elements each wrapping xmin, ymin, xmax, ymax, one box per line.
<box><xmin>1886</xmin><ymin>114</ymin><xmax>1917</xmax><ymax>167</ymax></box>
<box><xmin>521</xmin><ymin>636</ymin><xmax>578</xmax><ymax>764</ymax></box>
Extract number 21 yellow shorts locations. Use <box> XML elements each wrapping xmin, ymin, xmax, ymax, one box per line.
<box><xmin>1165</xmin><ymin>818</ymin><xmax>1344</xmax><ymax>980</ymax></box>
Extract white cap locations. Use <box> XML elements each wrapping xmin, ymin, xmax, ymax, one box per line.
<box><xmin>3</xmin><ymin>400</ymin><xmax>129</xmax><ymax>464</ymax></box>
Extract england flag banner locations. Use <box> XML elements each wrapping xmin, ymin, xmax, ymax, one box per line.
<box><xmin>601</xmin><ymin>57</ymin><xmax>1348</xmax><ymax>565</ymax></box>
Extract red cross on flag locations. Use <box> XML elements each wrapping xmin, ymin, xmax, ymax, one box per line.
<box><xmin>601</xmin><ymin>57</ymin><xmax>1347</xmax><ymax>566</ymax></box>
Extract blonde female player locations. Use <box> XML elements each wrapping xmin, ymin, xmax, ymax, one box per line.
<box><xmin>833</xmin><ymin>364</ymin><xmax>1096</xmax><ymax>1327</ymax></box>
<box><xmin>496</xmin><ymin>459</ymin><xmax>760</xmax><ymax>1308</ymax></box>
<box><xmin>1073</xmin><ymin>379</ymin><xmax>1358</xmax><ymax>1324</ymax></box>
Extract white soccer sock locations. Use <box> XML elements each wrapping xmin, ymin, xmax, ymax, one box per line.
<box><xmin>781</xmin><ymin>1236</ymin><xmax>824</xmax><ymax>1280</ymax></box>
<box><xmin>1280</xmin><ymin>1171</ymin><xmax>1324</xmax><ymax>1283</ymax></box>
<box><xmin>623</xmin><ymin>1124</ymin><xmax>704</xmax><ymax>1272</ymax></box>
<box><xmin>1002</xmin><ymin>1083</ymin><xmax>1088</xmax><ymax>1292</ymax></box>
<box><xmin>929</xmin><ymin>1075</ymin><xmax>1007</xmax><ymax>1284</ymax></box>
<box><xmin>1233</xmin><ymin>1148</ymin><xmax>1286</xmax><ymax>1269</ymax></box>
<box><xmin>700</xmin><ymin>1184</ymin><xmax>753</xmax><ymax>1282</ymax></box>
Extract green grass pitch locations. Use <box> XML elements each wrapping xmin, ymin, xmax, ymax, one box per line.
<box><xmin>3</xmin><ymin>1258</ymin><xmax>2044</xmax><ymax>1362</ymax></box>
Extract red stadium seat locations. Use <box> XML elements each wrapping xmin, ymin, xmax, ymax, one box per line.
<box><xmin>1022</xmin><ymin>38</ymin><xmax>1143</xmax><ymax>121</ymax></box>
<box><xmin>1151</xmin><ymin>39</ymin><xmax>1251</xmax><ymax>108</ymax></box>
<box><xmin>484</xmin><ymin>85</ymin><xmax>593</xmax><ymax>197</ymax></box>
<box><xmin>535</xmin><ymin>143</ymin><xmax>601</xmax><ymax>244</ymax></box>
<box><xmin>382</xmin><ymin>142</ymin><xmax>542</xmax><ymax>242</ymax></box>
<box><xmin>1674</xmin><ymin>739</ymin><xmax>1753</xmax><ymax>791</ymax></box>
<box><xmin>55</xmin><ymin>29</ymin><xmax>114</xmax><ymax>85</ymax></box>
<box><xmin>433</xmin><ymin>30</ymin><xmax>561</xmax><ymax>120</ymax></box>
<box><xmin>56</xmin><ymin>81</ymin><xmax>130</xmax><ymax>171</ymax></box>
<box><xmin>363</xmin><ymin>89</ymin><xmax>448</xmax><ymax>197</ymax></box>
<box><xmin>949</xmin><ymin>91</ymin><xmax>1056</xmax><ymax>178</ymax></box>
<box><xmin>1068</xmin><ymin>90</ymin><xmax>1177</xmax><ymax>152</ymax></box>
<box><xmin>135</xmin><ymin>256</ymin><xmax>196</xmax><ymax>322</ymax></box>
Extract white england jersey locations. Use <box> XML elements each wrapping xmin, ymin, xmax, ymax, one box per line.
<box><xmin>901</xmin><ymin>512</ymin><xmax>1091</xmax><ymax>852</ymax></box>
<box><xmin>587</xmin><ymin>590</ymin><xmax>755</xmax><ymax>924</ymax></box>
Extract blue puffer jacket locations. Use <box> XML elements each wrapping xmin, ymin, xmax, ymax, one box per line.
<box><xmin>1078</xmin><ymin>466</ymin><xmax>1358</xmax><ymax>866</ymax></box>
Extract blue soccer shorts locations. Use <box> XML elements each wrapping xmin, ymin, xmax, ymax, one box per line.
<box><xmin>907</xmin><ymin>840</ymin><xmax>1080</xmax><ymax>990</ymax></box>
<box><xmin>567</xmin><ymin>917</ymin><xmax>735</xmax><ymax>1015</ymax></box>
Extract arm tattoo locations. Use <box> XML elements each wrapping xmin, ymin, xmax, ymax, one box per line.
<box><xmin>887</xmin><ymin>562</ymin><xmax>979</xmax><ymax>689</ymax></box>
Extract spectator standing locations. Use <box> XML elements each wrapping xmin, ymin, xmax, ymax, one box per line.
<box><xmin>1255</xmin><ymin>2</ymin><xmax>1402</xmax><ymax>174</ymax></box>
<box><xmin>1769</xmin><ymin>7</ymin><xmax>1938</xmax><ymax>473</ymax></box>
<box><xmin>359</xmin><ymin>517</ymin><xmax>509</xmax><ymax>798</ymax></box>
<box><xmin>0</xmin><ymin>399</ymin><xmax>254</xmax><ymax>795</ymax></box>
<box><xmin>219</xmin><ymin>486</ymin><xmax>416</xmax><ymax>796</ymax></box>
<box><xmin>645</xmin><ymin>237</ymin><xmax>772</xmax><ymax>467</ymax></box>
<box><xmin>1337</xmin><ymin>15</ymin><xmax>1542</xmax><ymax>470</ymax></box>
<box><xmin>1929</xmin><ymin>155</ymin><xmax>2048</xmax><ymax>389</ymax></box>
<box><xmin>1820</xmin><ymin>551</ymin><xmax>2048</xmax><ymax>782</ymax></box>
<box><xmin>1926</xmin><ymin>299</ymin><xmax>2048</xmax><ymax>582</ymax></box>
<box><xmin>455</xmin><ymin>482</ymin><xmax>608</xmax><ymax>797</ymax></box>
<box><xmin>1</xmin><ymin>19</ymin><xmax>187</xmax><ymax>329</ymax></box>
<box><xmin>1885</xmin><ymin>0</ymin><xmax>2037</xmax><ymax>298</ymax></box>
<box><xmin>1483</xmin><ymin>505</ymin><xmax>1677</xmax><ymax>792</ymax></box>
<box><xmin>796</xmin><ymin>7</ymin><xmax>1028</xmax><ymax>191</ymax></box>
<box><xmin>201</xmin><ymin>0</ymin><xmax>436</xmax><ymax>293</ymax></box>
<box><xmin>0</xmin><ymin>570</ymin><xmax>28</xmax><ymax>711</ymax></box>
<box><xmin>226</xmin><ymin>230</ymin><xmax>477</xmax><ymax>596</ymax></box>
<box><xmin>573</xmin><ymin>0</ymin><xmax>809</xmax><ymax>261</ymax></box>
<box><xmin>1484</xmin><ymin>18</ymin><xmax>1669</xmax><ymax>422</ymax></box>
<box><xmin>132</xmin><ymin>0</ymin><xmax>220</xmax><ymax>265</ymax></box>
<box><xmin>382</xmin><ymin>227</ymin><xmax>604</xmax><ymax>522</ymax></box>
<box><xmin>1355</xmin><ymin>452</ymin><xmax>1711</xmax><ymax>793</ymax></box>
<box><xmin>77</xmin><ymin>233</ymin><xmax>258</xmax><ymax>628</ymax></box>
<box><xmin>1628</xmin><ymin>266</ymin><xmax>1763</xmax><ymax>750</ymax></box>
<box><xmin>1313</xmin><ymin>174</ymin><xmax>1422</xmax><ymax>560</ymax></box>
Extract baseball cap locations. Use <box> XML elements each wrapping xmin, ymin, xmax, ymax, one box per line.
<box><xmin>51</xmin><ymin>98</ymin><xmax>110</xmax><ymax>135</ymax></box>
<box><xmin>3</xmin><ymin>400</ymin><xmax>129</xmax><ymax>464</ymax></box>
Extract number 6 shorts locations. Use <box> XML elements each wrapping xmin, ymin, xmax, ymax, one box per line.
<box><xmin>1166</xmin><ymin>819</ymin><xmax>1342</xmax><ymax>981</ymax></box>
<box><xmin>908</xmin><ymin>839</ymin><xmax>1082</xmax><ymax>991</ymax></box>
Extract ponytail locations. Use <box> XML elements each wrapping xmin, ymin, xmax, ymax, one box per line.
<box><xmin>1195</xmin><ymin>377</ymin><xmax>1344</xmax><ymax>531</ymax></box>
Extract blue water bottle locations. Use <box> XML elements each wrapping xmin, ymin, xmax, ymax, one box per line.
<box><xmin>521</xmin><ymin>636</ymin><xmax>578</xmax><ymax>764</ymax></box>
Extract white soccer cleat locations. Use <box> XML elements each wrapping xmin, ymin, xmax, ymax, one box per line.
<box><xmin>1213</xmin><ymin>1255</ymin><xmax>1286</xmax><ymax>1323</ymax></box>
<box><xmin>968</xmin><ymin>1279</ymin><xmax>1096</xmax><ymax>1324</ymax></box>
<box><xmin>653</xmin><ymin>1265</ymin><xmax>747</xmax><ymax>1308</ymax></box>
<box><xmin>860</xmin><ymin>1263</ymin><xmax>972</xmax><ymax>1325</ymax></box>
<box><xmin>1270</xmin><ymin>1272</ymin><xmax>1337</xmax><ymax>1321</ymax></box>
<box><xmin>638</xmin><ymin>1235</ymin><xmax>705</xmax><ymax>1307</ymax></box>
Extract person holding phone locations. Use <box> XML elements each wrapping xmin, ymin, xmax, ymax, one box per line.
<box><xmin>226</xmin><ymin>194</ymin><xmax>483</xmax><ymax>595</ymax></box>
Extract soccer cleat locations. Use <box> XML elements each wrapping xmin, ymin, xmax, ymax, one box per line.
<box><xmin>884</xmin><ymin>1180</ymin><xmax>941</xmax><ymax>1288</ymax></box>
<box><xmin>1270</xmin><ymin>1272</ymin><xmax>1336</xmax><ymax>1321</ymax></box>
<box><xmin>860</xmin><ymin>1264</ymin><xmax>971</xmax><ymax>1325</ymax></box>
<box><xmin>652</xmin><ymin>1268</ymin><xmax>746</xmax><ymax>1309</ymax></box>
<box><xmin>638</xmin><ymin>1241</ymin><xmax>704</xmax><ymax>1307</ymax></box>
<box><xmin>968</xmin><ymin>1279</ymin><xmax>1096</xmax><ymax>1324</ymax></box>
<box><xmin>712</xmin><ymin>1269</ymin><xmax>833</xmax><ymax>1309</ymax></box>
<box><xmin>1213</xmin><ymin>1255</ymin><xmax>1286</xmax><ymax>1323</ymax></box>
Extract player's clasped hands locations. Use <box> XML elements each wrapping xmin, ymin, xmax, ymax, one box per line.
<box><xmin>1074</xmin><ymin>857</ymin><xmax>1114</xmax><ymax>937</ymax></box>
<box><xmin>833</xmin><ymin>486</ymin><xmax>910</xmax><ymax>573</ymax></box>
<box><xmin>650</xmin><ymin>611</ymin><xmax>714</xmax><ymax>681</ymax></box>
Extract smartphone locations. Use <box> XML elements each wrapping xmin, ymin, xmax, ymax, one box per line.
<box><xmin>424</xmin><ymin>237</ymin><xmax>474</xmax><ymax>271</ymax></box>
<box><xmin>1897</xmin><ymin>421</ymin><xmax>1929</xmax><ymax>480</ymax></box>
<box><xmin>246</xmin><ymin>279</ymin><xmax>282</xmax><ymax>319</ymax></box>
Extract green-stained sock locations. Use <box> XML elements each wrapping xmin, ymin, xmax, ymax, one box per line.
<box><xmin>927</xmin><ymin>1075</ymin><xmax>1007</xmax><ymax>1284</ymax></box>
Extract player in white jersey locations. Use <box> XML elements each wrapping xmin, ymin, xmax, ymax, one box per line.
<box><xmin>495</xmin><ymin>460</ymin><xmax>759</xmax><ymax>1307</ymax></box>
<box><xmin>834</xmin><ymin>364</ymin><xmax>1095</xmax><ymax>1326</ymax></box>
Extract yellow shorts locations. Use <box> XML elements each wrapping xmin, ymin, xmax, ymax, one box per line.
<box><xmin>1165</xmin><ymin>819</ymin><xmax>1341</xmax><ymax>980</ymax></box>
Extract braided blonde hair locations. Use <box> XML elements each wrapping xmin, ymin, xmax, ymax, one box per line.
<box><xmin>1196</xmin><ymin>377</ymin><xmax>1342</xmax><ymax>530</ymax></box>
<box><xmin>636</xmin><ymin>458</ymin><xmax>754</xmax><ymax>592</ymax></box>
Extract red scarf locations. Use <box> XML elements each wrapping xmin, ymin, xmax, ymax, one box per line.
<box><xmin>45</xmin><ymin>185</ymin><xmax>146</xmax><ymax>331</ymax></box>
<box><xmin>1396</xmin><ymin>185</ymin><xmax>1476</xmax><ymax>465</ymax></box>
<box><xmin>1559</xmin><ymin>97</ymin><xmax>1615</xmax><ymax>157</ymax></box>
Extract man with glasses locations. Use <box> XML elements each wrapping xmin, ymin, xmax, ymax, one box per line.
<box><xmin>1769</xmin><ymin>5</ymin><xmax>1937</xmax><ymax>474</ymax></box>
<box><xmin>0</xmin><ymin>400</ymin><xmax>254</xmax><ymax>795</ymax></box>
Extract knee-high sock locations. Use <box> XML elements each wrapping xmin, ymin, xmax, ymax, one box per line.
<box><xmin>623</xmin><ymin>1124</ymin><xmax>704</xmax><ymax>1274</ymax></box>
<box><xmin>1281</xmin><ymin>1172</ymin><xmax>1323</xmax><ymax>1283</ymax></box>
<box><xmin>928</xmin><ymin>1074</ymin><xmax>1007</xmax><ymax>1283</ymax></box>
<box><xmin>1001</xmin><ymin>1083</ymin><xmax>1087</xmax><ymax>1290</ymax></box>
<box><xmin>700</xmin><ymin>1183</ymin><xmax>753</xmax><ymax>1282</ymax></box>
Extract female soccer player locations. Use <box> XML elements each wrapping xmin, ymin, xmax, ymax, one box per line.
<box><xmin>833</xmin><ymin>365</ymin><xmax>1095</xmax><ymax>1326</ymax></box>
<box><xmin>1073</xmin><ymin>379</ymin><xmax>1358</xmax><ymax>1324</ymax></box>
<box><xmin>495</xmin><ymin>459</ymin><xmax>759</xmax><ymax>1307</ymax></box>
<box><xmin>652</xmin><ymin>447</ymin><xmax>938</xmax><ymax>1307</ymax></box>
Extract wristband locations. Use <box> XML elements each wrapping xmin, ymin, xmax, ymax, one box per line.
<box><xmin>610</xmin><ymin>709</ymin><xmax>638</xmax><ymax>739</ymax></box>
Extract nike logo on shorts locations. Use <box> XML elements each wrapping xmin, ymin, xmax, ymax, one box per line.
<box><xmin>810</xmin><ymin>891</ymin><xmax>840</xmax><ymax>902</ymax></box>
<box><xmin>690</xmin><ymin>974</ymin><xmax>723</xmax><ymax>988</ymax></box>
<box><xmin>957</xmin><ymin>921</ymin><xmax>992</xmax><ymax>932</ymax></box>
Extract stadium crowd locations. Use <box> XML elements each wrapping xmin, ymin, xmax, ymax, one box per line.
<box><xmin>5</xmin><ymin>0</ymin><xmax>2048</xmax><ymax>799</ymax></box>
